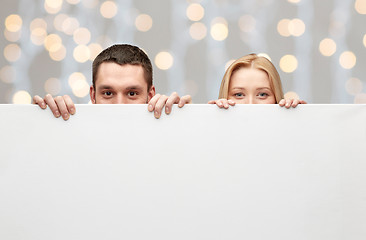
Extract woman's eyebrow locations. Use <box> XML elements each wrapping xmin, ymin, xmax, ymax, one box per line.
<box><xmin>256</xmin><ymin>87</ymin><xmax>272</xmax><ymax>91</ymax></box>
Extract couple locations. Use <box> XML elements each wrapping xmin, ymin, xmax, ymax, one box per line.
<box><xmin>33</xmin><ymin>44</ymin><xmax>306</xmax><ymax>119</ymax></box>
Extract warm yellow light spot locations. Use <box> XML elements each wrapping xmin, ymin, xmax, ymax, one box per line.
<box><xmin>238</xmin><ymin>15</ymin><xmax>256</xmax><ymax>33</ymax></box>
<box><xmin>62</xmin><ymin>17</ymin><xmax>79</xmax><ymax>35</ymax></box>
<box><xmin>12</xmin><ymin>90</ymin><xmax>32</xmax><ymax>104</ymax></box>
<box><xmin>225</xmin><ymin>59</ymin><xmax>235</xmax><ymax>71</ymax></box>
<box><xmin>186</xmin><ymin>3</ymin><xmax>204</xmax><ymax>21</ymax></box>
<box><xmin>135</xmin><ymin>14</ymin><xmax>153</xmax><ymax>32</ymax></box>
<box><xmin>354</xmin><ymin>93</ymin><xmax>366</xmax><ymax>103</ymax></box>
<box><xmin>4</xmin><ymin>44</ymin><xmax>21</xmax><ymax>62</ymax></box>
<box><xmin>71</xmin><ymin>79</ymin><xmax>90</xmax><ymax>98</ymax></box>
<box><xmin>210</xmin><ymin>18</ymin><xmax>228</xmax><ymax>41</ymax></box>
<box><xmin>88</xmin><ymin>43</ymin><xmax>103</xmax><ymax>61</ymax></box>
<box><xmin>339</xmin><ymin>51</ymin><xmax>356</xmax><ymax>69</ymax></box>
<box><xmin>355</xmin><ymin>0</ymin><xmax>366</xmax><ymax>14</ymax></box>
<box><xmin>257</xmin><ymin>53</ymin><xmax>272</xmax><ymax>61</ymax></box>
<box><xmin>280</xmin><ymin>55</ymin><xmax>298</xmax><ymax>73</ymax></box>
<box><xmin>83</xmin><ymin>0</ymin><xmax>99</xmax><ymax>8</ymax></box>
<box><xmin>0</xmin><ymin>65</ymin><xmax>15</xmax><ymax>84</ymax></box>
<box><xmin>189</xmin><ymin>22</ymin><xmax>207</xmax><ymax>40</ymax></box>
<box><xmin>44</xmin><ymin>0</ymin><xmax>63</xmax><ymax>14</ymax></box>
<box><xmin>31</xmin><ymin>28</ymin><xmax>47</xmax><ymax>45</ymax></box>
<box><xmin>288</xmin><ymin>0</ymin><xmax>301</xmax><ymax>3</ymax></box>
<box><xmin>49</xmin><ymin>45</ymin><xmax>66</xmax><ymax>61</ymax></box>
<box><xmin>73</xmin><ymin>45</ymin><xmax>91</xmax><ymax>63</ymax></box>
<box><xmin>73</xmin><ymin>28</ymin><xmax>91</xmax><ymax>45</ymax></box>
<box><xmin>68</xmin><ymin>72</ymin><xmax>86</xmax><ymax>87</ymax></box>
<box><xmin>30</xmin><ymin>18</ymin><xmax>47</xmax><ymax>31</ymax></box>
<box><xmin>319</xmin><ymin>38</ymin><xmax>337</xmax><ymax>56</ymax></box>
<box><xmin>44</xmin><ymin>78</ymin><xmax>62</xmax><ymax>95</ymax></box>
<box><xmin>54</xmin><ymin>14</ymin><xmax>68</xmax><ymax>31</ymax></box>
<box><xmin>288</xmin><ymin>18</ymin><xmax>305</xmax><ymax>37</ymax></box>
<box><xmin>155</xmin><ymin>51</ymin><xmax>174</xmax><ymax>70</ymax></box>
<box><xmin>284</xmin><ymin>91</ymin><xmax>300</xmax><ymax>100</ymax></box>
<box><xmin>100</xmin><ymin>1</ymin><xmax>118</xmax><ymax>19</ymax></box>
<box><xmin>44</xmin><ymin>34</ymin><xmax>62</xmax><ymax>52</ymax></box>
<box><xmin>4</xmin><ymin>29</ymin><xmax>21</xmax><ymax>42</ymax></box>
<box><xmin>66</xmin><ymin>0</ymin><xmax>80</xmax><ymax>4</ymax></box>
<box><xmin>277</xmin><ymin>19</ymin><xmax>291</xmax><ymax>37</ymax></box>
<box><xmin>345</xmin><ymin>78</ymin><xmax>363</xmax><ymax>95</ymax></box>
<box><xmin>5</xmin><ymin>14</ymin><xmax>22</xmax><ymax>32</ymax></box>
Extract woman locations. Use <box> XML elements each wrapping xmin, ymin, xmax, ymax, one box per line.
<box><xmin>208</xmin><ymin>54</ymin><xmax>306</xmax><ymax>108</ymax></box>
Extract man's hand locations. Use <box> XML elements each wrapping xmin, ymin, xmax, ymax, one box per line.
<box><xmin>279</xmin><ymin>99</ymin><xmax>307</xmax><ymax>108</ymax></box>
<box><xmin>33</xmin><ymin>94</ymin><xmax>76</xmax><ymax>121</ymax></box>
<box><xmin>208</xmin><ymin>99</ymin><xmax>236</xmax><ymax>109</ymax></box>
<box><xmin>148</xmin><ymin>92</ymin><xmax>192</xmax><ymax>119</ymax></box>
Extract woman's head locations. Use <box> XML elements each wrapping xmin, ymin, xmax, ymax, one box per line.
<box><xmin>218</xmin><ymin>54</ymin><xmax>284</xmax><ymax>104</ymax></box>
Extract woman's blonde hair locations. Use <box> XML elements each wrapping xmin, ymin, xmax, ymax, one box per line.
<box><xmin>218</xmin><ymin>54</ymin><xmax>284</xmax><ymax>103</ymax></box>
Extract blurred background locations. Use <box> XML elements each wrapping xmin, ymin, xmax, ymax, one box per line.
<box><xmin>0</xmin><ymin>0</ymin><xmax>365</xmax><ymax>104</ymax></box>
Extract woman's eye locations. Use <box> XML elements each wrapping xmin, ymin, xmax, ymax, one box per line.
<box><xmin>234</xmin><ymin>93</ymin><xmax>244</xmax><ymax>97</ymax></box>
<box><xmin>258</xmin><ymin>92</ymin><xmax>269</xmax><ymax>97</ymax></box>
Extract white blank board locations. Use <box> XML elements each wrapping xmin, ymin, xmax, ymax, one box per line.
<box><xmin>0</xmin><ymin>104</ymin><xmax>366</xmax><ymax>240</ymax></box>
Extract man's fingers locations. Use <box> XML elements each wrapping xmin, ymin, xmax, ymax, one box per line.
<box><xmin>44</xmin><ymin>94</ymin><xmax>61</xmax><ymax>118</ymax></box>
<box><xmin>165</xmin><ymin>92</ymin><xmax>180</xmax><ymax>114</ymax></box>
<box><xmin>33</xmin><ymin>95</ymin><xmax>47</xmax><ymax>109</ymax></box>
<box><xmin>153</xmin><ymin>95</ymin><xmax>169</xmax><ymax>119</ymax></box>
<box><xmin>178</xmin><ymin>95</ymin><xmax>192</xmax><ymax>108</ymax></box>
<box><xmin>148</xmin><ymin>94</ymin><xmax>161</xmax><ymax>112</ymax></box>
<box><xmin>63</xmin><ymin>95</ymin><xmax>76</xmax><ymax>115</ymax></box>
<box><xmin>54</xmin><ymin>96</ymin><xmax>70</xmax><ymax>121</ymax></box>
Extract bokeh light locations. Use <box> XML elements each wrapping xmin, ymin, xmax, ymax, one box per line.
<box><xmin>88</xmin><ymin>43</ymin><xmax>103</xmax><ymax>61</ymax></box>
<box><xmin>155</xmin><ymin>51</ymin><xmax>174</xmax><ymax>70</ymax></box>
<box><xmin>49</xmin><ymin>45</ymin><xmax>67</xmax><ymax>61</ymax></box>
<box><xmin>355</xmin><ymin>0</ymin><xmax>366</xmax><ymax>14</ymax></box>
<box><xmin>44</xmin><ymin>78</ymin><xmax>62</xmax><ymax>95</ymax></box>
<box><xmin>363</xmin><ymin>34</ymin><xmax>366</xmax><ymax>47</ymax></box>
<box><xmin>277</xmin><ymin>19</ymin><xmax>291</xmax><ymax>37</ymax></box>
<box><xmin>5</xmin><ymin>14</ymin><xmax>22</xmax><ymax>32</ymax></box>
<box><xmin>44</xmin><ymin>34</ymin><xmax>62</xmax><ymax>51</ymax></box>
<box><xmin>30</xmin><ymin>18</ymin><xmax>47</xmax><ymax>31</ymax></box>
<box><xmin>30</xmin><ymin>28</ymin><xmax>47</xmax><ymax>45</ymax></box>
<box><xmin>4</xmin><ymin>44</ymin><xmax>21</xmax><ymax>62</ymax></box>
<box><xmin>135</xmin><ymin>14</ymin><xmax>153</xmax><ymax>32</ymax></box>
<box><xmin>68</xmin><ymin>72</ymin><xmax>90</xmax><ymax>97</ymax></box>
<box><xmin>12</xmin><ymin>90</ymin><xmax>31</xmax><ymax>104</ymax></box>
<box><xmin>189</xmin><ymin>22</ymin><xmax>207</xmax><ymax>40</ymax></box>
<box><xmin>4</xmin><ymin>29</ymin><xmax>21</xmax><ymax>42</ymax></box>
<box><xmin>83</xmin><ymin>0</ymin><xmax>99</xmax><ymax>8</ymax></box>
<box><xmin>44</xmin><ymin>0</ymin><xmax>63</xmax><ymax>14</ymax></box>
<box><xmin>339</xmin><ymin>51</ymin><xmax>356</xmax><ymax>69</ymax></box>
<box><xmin>62</xmin><ymin>17</ymin><xmax>79</xmax><ymax>35</ymax></box>
<box><xmin>73</xmin><ymin>45</ymin><xmax>91</xmax><ymax>63</ymax></box>
<box><xmin>100</xmin><ymin>1</ymin><xmax>118</xmax><ymax>19</ymax></box>
<box><xmin>186</xmin><ymin>3</ymin><xmax>204</xmax><ymax>21</ymax></box>
<box><xmin>345</xmin><ymin>78</ymin><xmax>363</xmax><ymax>95</ymax></box>
<box><xmin>66</xmin><ymin>0</ymin><xmax>81</xmax><ymax>4</ymax></box>
<box><xmin>354</xmin><ymin>93</ymin><xmax>366</xmax><ymax>103</ymax></box>
<box><xmin>210</xmin><ymin>17</ymin><xmax>228</xmax><ymax>41</ymax></box>
<box><xmin>0</xmin><ymin>65</ymin><xmax>15</xmax><ymax>84</ymax></box>
<box><xmin>238</xmin><ymin>15</ymin><xmax>256</xmax><ymax>33</ymax></box>
<box><xmin>73</xmin><ymin>27</ymin><xmax>91</xmax><ymax>45</ymax></box>
<box><xmin>288</xmin><ymin>18</ymin><xmax>305</xmax><ymax>37</ymax></box>
<box><xmin>288</xmin><ymin>0</ymin><xmax>301</xmax><ymax>3</ymax></box>
<box><xmin>54</xmin><ymin>14</ymin><xmax>68</xmax><ymax>31</ymax></box>
<box><xmin>280</xmin><ymin>55</ymin><xmax>298</xmax><ymax>73</ymax></box>
<box><xmin>319</xmin><ymin>38</ymin><xmax>337</xmax><ymax>56</ymax></box>
<box><xmin>68</xmin><ymin>72</ymin><xmax>86</xmax><ymax>87</ymax></box>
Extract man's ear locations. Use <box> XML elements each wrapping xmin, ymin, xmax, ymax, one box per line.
<box><xmin>90</xmin><ymin>86</ymin><xmax>96</xmax><ymax>104</ymax></box>
<box><xmin>147</xmin><ymin>85</ymin><xmax>156</xmax><ymax>102</ymax></box>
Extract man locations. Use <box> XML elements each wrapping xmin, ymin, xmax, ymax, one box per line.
<box><xmin>33</xmin><ymin>44</ymin><xmax>191</xmax><ymax>119</ymax></box>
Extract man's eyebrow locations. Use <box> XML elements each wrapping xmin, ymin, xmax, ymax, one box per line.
<box><xmin>98</xmin><ymin>85</ymin><xmax>113</xmax><ymax>90</ymax></box>
<box><xmin>126</xmin><ymin>86</ymin><xmax>143</xmax><ymax>90</ymax></box>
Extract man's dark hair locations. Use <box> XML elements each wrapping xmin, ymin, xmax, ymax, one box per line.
<box><xmin>92</xmin><ymin>44</ymin><xmax>153</xmax><ymax>90</ymax></box>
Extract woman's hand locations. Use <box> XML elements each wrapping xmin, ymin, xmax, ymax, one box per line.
<box><xmin>208</xmin><ymin>99</ymin><xmax>236</xmax><ymax>109</ymax></box>
<box><xmin>279</xmin><ymin>99</ymin><xmax>307</xmax><ymax>108</ymax></box>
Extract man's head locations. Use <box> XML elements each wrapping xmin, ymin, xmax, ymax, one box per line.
<box><xmin>90</xmin><ymin>44</ymin><xmax>155</xmax><ymax>104</ymax></box>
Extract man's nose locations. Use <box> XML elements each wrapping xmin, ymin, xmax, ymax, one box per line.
<box><xmin>116</xmin><ymin>95</ymin><xmax>128</xmax><ymax>104</ymax></box>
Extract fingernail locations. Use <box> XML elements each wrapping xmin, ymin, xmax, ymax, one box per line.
<box><xmin>166</xmin><ymin>108</ymin><xmax>170</xmax><ymax>114</ymax></box>
<box><xmin>41</xmin><ymin>103</ymin><xmax>46</xmax><ymax>108</ymax></box>
<box><xmin>55</xmin><ymin>111</ymin><xmax>60</xmax><ymax>117</ymax></box>
<box><xmin>70</xmin><ymin>108</ymin><xmax>75</xmax><ymax>115</ymax></box>
<box><xmin>154</xmin><ymin>111</ymin><xmax>160</xmax><ymax>119</ymax></box>
<box><xmin>63</xmin><ymin>114</ymin><xmax>69</xmax><ymax>120</ymax></box>
<box><xmin>218</xmin><ymin>102</ymin><xmax>223</xmax><ymax>106</ymax></box>
<box><xmin>148</xmin><ymin>104</ymin><xmax>153</xmax><ymax>111</ymax></box>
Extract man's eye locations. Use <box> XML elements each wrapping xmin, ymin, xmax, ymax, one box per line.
<box><xmin>104</xmin><ymin>91</ymin><xmax>112</xmax><ymax>96</ymax></box>
<box><xmin>128</xmin><ymin>91</ymin><xmax>137</xmax><ymax>96</ymax></box>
